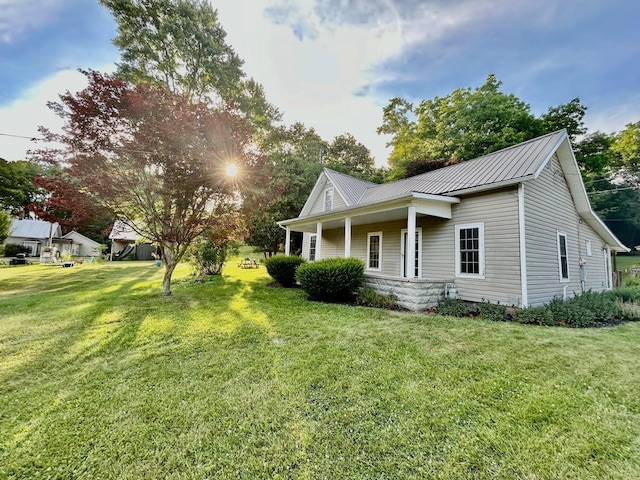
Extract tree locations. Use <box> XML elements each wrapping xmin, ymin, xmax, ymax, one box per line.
<box><xmin>539</xmin><ymin>97</ymin><xmax>587</xmax><ymax>144</ymax></box>
<box><xmin>0</xmin><ymin>210</ymin><xmax>10</xmax><ymax>244</ymax></box>
<box><xmin>379</xmin><ymin>75</ymin><xmax>541</xmax><ymax>178</ymax></box>
<box><xmin>612</xmin><ymin>121</ymin><xmax>640</xmax><ymax>185</ymax></box>
<box><xmin>100</xmin><ymin>0</ymin><xmax>281</xmax><ymax>129</ymax></box>
<box><xmin>324</xmin><ymin>133</ymin><xmax>376</xmax><ymax>180</ymax></box>
<box><xmin>28</xmin><ymin>169</ymin><xmax>114</xmax><ymax>243</ymax></box>
<box><xmin>33</xmin><ymin>71</ymin><xmax>252</xmax><ymax>295</ymax></box>
<box><xmin>242</xmin><ymin>123</ymin><xmax>325</xmax><ymax>256</ymax></box>
<box><xmin>0</xmin><ymin>159</ymin><xmax>44</xmax><ymax>216</ymax></box>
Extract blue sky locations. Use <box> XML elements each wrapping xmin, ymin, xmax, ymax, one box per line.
<box><xmin>1</xmin><ymin>0</ymin><xmax>639</xmax><ymax>166</ymax></box>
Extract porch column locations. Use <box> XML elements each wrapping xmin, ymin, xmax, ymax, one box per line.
<box><xmin>406</xmin><ymin>205</ymin><xmax>417</xmax><ymax>279</ymax></box>
<box><xmin>316</xmin><ymin>222</ymin><xmax>323</xmax><ymax>260</ymax></box>
<box><xmin>284</xmin><ymin>227</ymin><xmax>291</xmax><ymax>256</ymax></box>
<box><xmin>344</xmin><ymin>217</ymin><xmax>352</xmax><ymax>258</ymax></box>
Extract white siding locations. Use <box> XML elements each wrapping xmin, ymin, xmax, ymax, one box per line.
<box><xmin>421</xmin><ymin>188</ymin><xmax>522</xmax><ymax>304</ymax></box>
<box><xmin>524</xmin><ymin>155</ymin><xmax>610</xmax><ymax>306</ymax></box>
<box><xmin>308</xmin><ymin>178</ymin><xmax>347</xmax><ymax>215</ymax></box>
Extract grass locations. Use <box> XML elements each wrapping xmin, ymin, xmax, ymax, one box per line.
<box><xmin>1</xmin><ymin>259</ymin><xmax>640</xmax><ymax>479</ymax></box>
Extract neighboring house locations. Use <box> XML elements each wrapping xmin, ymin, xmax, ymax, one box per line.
<box><xmin>6</xmin><ymin>219</ymin><xmax>62</xmax><ymax>256</ymax></box>
<box><xmin>60</xmin><ymin>231</ymin><xmax>103</xmax><ymax>257</ymax></box>
<box><xmin>278</xmin><ymin>130</ymin><xmax>629</xmax><ymax>310</ymax></box>
<box><xmin>108</xmin><ymin>220</ymin><xmax>155</xmax><ymax>260</ymax></box>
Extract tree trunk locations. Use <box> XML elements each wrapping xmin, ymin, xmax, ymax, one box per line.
<box><xmin>162</xmin><ymin>246</ymin><xmax>177</xmax><ymax>296</ymax></box>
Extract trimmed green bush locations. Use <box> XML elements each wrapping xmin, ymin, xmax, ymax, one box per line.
<box><xmin>437</xmin><ymin>298</ymin><xmax>469</xmax><ymax>317</ymax></box>
<box><xmin>264</xmin><ymin>255</ymin><xmax>306</xmax><ymax>287</ymax></box>
<box><xmin>477</xmin><ymin>300</ymin><xmax>508</xmax><ymax>322</ymax></box>
<box><xmin>296</xmin><ymin>257</ymin><xmax>365</xmax><ymax>301</ymax></box>
<box><xmin>356</xmin><ymin>286</ymin><xmax>398</xmax><ymax>309</ymax></box>
<box><xmin>3</xmin><ymin>243</ymin><xmax>30</xmax><ymax>257</ymax></box>
<box><xmin>512</xmin><ymin>306</ymin><xmax>555</xmax><ymax>326</ymax></box>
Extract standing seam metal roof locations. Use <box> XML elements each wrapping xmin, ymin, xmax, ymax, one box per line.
<box><xmin>322</xmin><ymin>168</ymin><xmax>377</xmax><ymax>205</ymax></box>
<box><xmin>359</xmin><ymin>130</ymin><xmax>566</xmax><ymax>204</ymax></box>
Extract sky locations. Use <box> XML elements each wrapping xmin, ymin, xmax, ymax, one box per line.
<box><xmin>1</xmin><ymin>0</ymin><xmax>639</xmax><ymax>167</ymax></box>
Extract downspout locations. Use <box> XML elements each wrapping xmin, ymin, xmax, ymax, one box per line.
<box><xmin>518</xmin><ymin>184</ymin><xmax>528</xmax><ymax>307</ymax></box>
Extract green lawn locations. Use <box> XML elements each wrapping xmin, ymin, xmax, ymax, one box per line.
<box><xmin>1</xmin><ymin>260</ymin><xmax>639</xmax><ymax>479</ymax></box>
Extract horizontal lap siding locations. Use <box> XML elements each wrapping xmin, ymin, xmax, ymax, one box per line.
<box><xmin>308</xmin><ymin>178</ymin><xmax>347</xmax><ymax>215</ymax></box>
<box><xmin>525</xmin><ymin>155</ymin><xmax>609</xmax><ymax>306</ymax></box>
<box><xmin>352</xmin><ymin>220</ymin><xmax>405</xmax><ymax>276</ymax></box>
<box><xmin>430</xmin><ymin>188</ymin><xmax>522</xmax><ymax>304</ymax></box>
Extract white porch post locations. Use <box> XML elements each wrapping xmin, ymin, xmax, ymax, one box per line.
<box><xmin>406</xmin><ymin>205</ymin><xmax>417</xmax><ymax>279</ymax></box>
<box><xmin>344</xmin><ymin>217</ymin><xmax>352</xmax><ymax>258</ymax></box>
<box><xmin>284</xmin><ymin>227</ymin><xmax>291</xmax><ymax>256</ymax></box>
<box><xmin>316</xmin><ymin>222</ymin><xmax>323</xmax><ymax>260</ymax></box>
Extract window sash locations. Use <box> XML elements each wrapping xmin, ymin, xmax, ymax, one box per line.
<box><xmin>455</xmin><ymin>223</ymin><xmax>484</xmax><ymax>278</ymax></box>
<box><xmin>367</xmin><ymin>233</ymin><xmax>382</xmax><ymax>270</ymax></box>
<box><xmin>558</xmin><ymin>233</ymin><xmax>569</xmax><ymax>281</ymax></box>
<box><xmin>309</xmin><ymin>235</ymin><xmax>317</xmax><ymax>261</ymax></box>
<box><xmin>324</xmin><ymin>189</ymin><xmax>333</xmax><ymax>211</ymax></box>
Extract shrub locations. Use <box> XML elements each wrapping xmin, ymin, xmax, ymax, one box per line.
<box><xmin>356</xmin><ymin>286</ymin><xmax>398</xmax><ymax>309</ymax></box>
<box><xmin>437</xmin><ymin>298</ymin><xmax>469</xmax><ymax>317</ymax></box>
<box><xmin>296</xmin><ymin>257</ymin><xmax>364</xmax><ymax>301</ymax></box>
<box><xmin>3</xmin><ymin>243</ymin><xmax>30</xmax><ymax>257</ymax></box>
<box><xmin>512</xmin><ymin>306</ymin><xmax>554</xmax><ymax>326</ymax></box>
<box><xmin>608</xmin><ymin>287</ymin><xmax>640</xmax><ymax>304</ymax></box>
<box><xmin>191</xmin><ymin>237</ymin><xmax>237</xmax><ymax>276</ymax></box>
<box><xmin>567</xmin><ymin>290</ymin><xmax>617</xmax><ymax>322</ymax></box>
<box><xmin>615</xmin><ymin>301</ymin><xmax>640</xmax><ymax>322</ymax></box>
<box><xmin>477</xmin><ymin>300</ymin><xmax>508</xmax><ymax>322</ymax></box>
<box><xmin>264</xmin><ymin>255</ymin><xmax>306</xmax><ymax>287</ymax></box>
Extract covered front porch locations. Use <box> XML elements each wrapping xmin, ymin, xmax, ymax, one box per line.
<box><xmin>279</xmin><ymin>193</ymin><xmax>460</xmax><ymax>310</ymax></box>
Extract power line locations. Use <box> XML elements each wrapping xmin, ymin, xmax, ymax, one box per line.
<box><xmin>0</xmin><ymin>132</ymin><xmax>40</xmax><ymax>140</ymax></box>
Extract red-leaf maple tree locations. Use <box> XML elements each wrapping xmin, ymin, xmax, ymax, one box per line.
<box><xmin>32</xmin><ymin>71</ymin><xmax>252</xmax><ymax>295</ymax></box>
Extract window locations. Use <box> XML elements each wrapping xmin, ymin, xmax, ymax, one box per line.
<box><xmin>401</xmin><ymin>228</ymin><xmax>422</xmax><ymax>278</ymax></box>
<box><xmin>367</xmin><ymin>232</ymin><xmax>382</xmax><ymax>271</ymax></box>
<box><xmin>586</xmin><ymin>240</ymin><xmax>592</xmax><ymax>257</ymax></box>
<box><xmin>557</xmin><ymin>232</ymin><xmax>569</xmax><ymax>281</ymax></box>
<box><xmin>324</xmin><ymin>188</ymin><xmax>333</xmax><ymax>211</ymax></box>
<box><xmin>309</xmin><ymin>235</ymin><xmax>317</xmax><ymax>261</ymax></box>
<box><xmin>455</xmin><ymin>223</ymin><xmax>485</xmax><ymax>278</ymax></box>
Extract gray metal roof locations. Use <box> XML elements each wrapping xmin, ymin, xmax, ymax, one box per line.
<box><xmin>360</xmin><ymin>130</ymin><xmax>566</xmax><ymax>204</ymax></box>
<box><xmin>323</xmin><ymin>168</ymin><xmax>376</xmax><ymax>205</ymax></box>
<box><xmin>9</xmin><ymin>219</ymin><xmax>61</xmax><ymax>239</ymax></box>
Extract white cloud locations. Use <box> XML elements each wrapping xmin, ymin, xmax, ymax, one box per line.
<box><xmin>585</xmin><ymin>95</ymin><xmax>640</xmax><ymax>134</ymax></box>
<box><xmin>0</xmin><ymin>67</ymin><xmax>113</xmax><ymax>161</ymax></box>
<box><xmin>0</xmin><ymin>0</ymin><xmax>61</xmax><ymax>43</ymax></box>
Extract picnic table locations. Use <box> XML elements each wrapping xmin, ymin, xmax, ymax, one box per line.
<box><xmin>238</xmin><ymin>257</ymin><xmax>260</xmax><ymax>269</ymax></box>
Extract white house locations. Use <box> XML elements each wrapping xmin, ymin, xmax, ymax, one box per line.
<box><xmin>60</xmin><ymin>231</ymin><xmax>103</xmax><ymax>257</ymax></box>
<box><xmin>278</xmin><ymin>130</ymin><xmax>628</xmax><ymax>310</ymax></box>
<box><xmin>6</xmin><ymin>219</ymin><xmax>62</xmax><ymax>256</ymax></box>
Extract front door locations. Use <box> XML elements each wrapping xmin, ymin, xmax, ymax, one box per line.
<box><xmin>401</xmin><ymin>228</ymin><xmax>422</xmax><ymax>278</ymax></box>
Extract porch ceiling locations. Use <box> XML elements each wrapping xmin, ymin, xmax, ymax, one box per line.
<box><xmin>281</xmin><ymin>193</ymin><xmax>459</xmax><ymax>233</ymax></box>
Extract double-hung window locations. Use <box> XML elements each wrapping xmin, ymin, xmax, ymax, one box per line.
<box><xmin>309</xmin><ymin>235</ymin><xmax>317</xmax><ymax>261</ymax></box>
<box><xmin>324</xmin><ymin>188</ymin><xmax>333</xmax><ymax>212</ymax></box>
<box><xmin>455</xmin><ymin>223</ymin><xmax>485</xmax><ymax>279</ymax></box>
<box><xmin>557</xmin><ymin>232</ymin><xmax>569</xmax><ymax>282</ymax></box>
<box><xmin>367</xmin><ymin>232</ymin><xmax>382</xmax><ymax>271</ymax></box>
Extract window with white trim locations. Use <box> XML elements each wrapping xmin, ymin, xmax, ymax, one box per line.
<box><xmin>557</xmin><ymin>232</ymin><xmax>569</xmax><ymax>282</ymax></box>
<box><xmin>586</xmin><ymin>240</ymin><xmax>592</xmax><ymax>257</ymax></box>
<box><xmin>367</xmin><ymin>232</ymin><xmax>382</xmax><ymax>271</ymax></box>
<box><xmin>309</xmin><ymin>235</ymin><xmax>317</xmax><ymax>261</ymax></box>
<box><xmin>324</xmin><ymin>188</ymin><xmax>334</xmax><ymax>212</ymax></box>
<box><xmin>455</xmin><ymin>223</ymin><xmax>485</xmax><ymax>278</ymax></box>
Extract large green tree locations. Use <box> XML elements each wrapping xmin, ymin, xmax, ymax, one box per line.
<box><xmin>242</xmin><ymin>123</ymin><xmax>325</xmax><ymax>256</ymax></box>
<box><xmin>0</xmin><ymin>159</ymin><xmax>44</xmax><ymax>217</ymax></box>
<box><xmin>378</xmin><ymin>75</ymin><xmax>588</xmax><ymax>179</ymax></box>
<box><xmin>0</xmin><ymin>210</ymin><xmax>10</xmax><ymax>244</ymax></box>
<box><xmin>100</xmin><ymin>0</ymin><xmax>281</xmax><ymax>129</ymax></box>
<box><xmin>612</xmin><ymin>121</ymin><xmax>640</xmax><ymax>185</ymax></box>
<box><xmin>323</xmin><ymin>133</ymin><xmax>376</xmax><ymax>180</ymax></box>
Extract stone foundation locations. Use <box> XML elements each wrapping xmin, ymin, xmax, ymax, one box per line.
<box><xmin>364</xmin><ymin>274</ymin><xmax>452</xmax><ymax>311</ymax></box>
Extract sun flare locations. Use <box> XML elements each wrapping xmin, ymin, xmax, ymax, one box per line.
<box><xmin>226</xmin><ymin>164</ymin><xmax>238</xmax><ymax>177</ymax></box>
